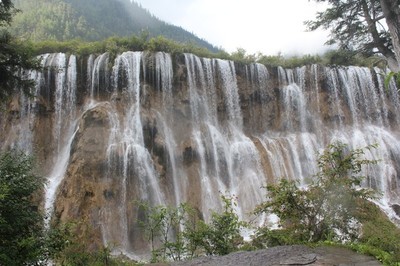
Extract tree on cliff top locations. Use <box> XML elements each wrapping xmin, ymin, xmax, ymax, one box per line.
<box><xmin>306</xmin><ymin>0</ymin><xmax>400</xmax><ymax>72</ymax></box>
<box><xmin>0</xmin><ymin>0</ymin><xmax>40</xmax><ymax>103</ymax></box>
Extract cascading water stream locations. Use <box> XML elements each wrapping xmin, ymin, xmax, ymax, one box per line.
<box><xmin>217</xmin><ymin>59</ymin><xmax>243</xmax><ymax>130</ymax></box>
<box><xmin>155</xmin><ymin>52</ymin><xmax>184</xmax><ymax>206</ymax></box>
<box><xmin>101</xmin><ymin>52</ymin><xmax>166</xmax><ymax>255</ymax></box>
<box><xmin>43</xmin><ymin>53</ymin><xmax>79</xmax><ymax>228</ymax></box>
<box><xmin>184</xmin><ymin>54</ymin><xmax>266</xmax><ymax>221</ymax></box>
<box><xmin>326</xmin><ymin>68</ymin><xmax>345</xmax><ymax>128</ymax></box>
<box><xmin>52</xmin><ymin>53</ymin><xmax>67</xmax><ymax>152</ymax></box>
<box><xmin>44</xmin><ymin>128</ymin><xmax>78</xmax><ymax>228</ymax></box>
<box><xmin>5</xmin><ymin>54</ymin><xmax>50</xmax><ymax>153</ymax></box>
<box><xmin>90</xmin><ymin>52</ymin><xmax>109</xmax><ymax>99</ymax></box>
<box><xmin>184</xmin><ymin>53</ymin><xmax>223</xmax><ymax>220</ymax></box>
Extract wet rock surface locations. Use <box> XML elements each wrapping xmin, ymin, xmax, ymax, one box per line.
<box><xmin>164</xmin><ymin>245</ymin><xmax>382</xmax><ymax>266</ymax></box>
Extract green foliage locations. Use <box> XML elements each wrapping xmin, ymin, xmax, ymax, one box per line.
<box><xmin>138</xmin><ymin>202</ymin><xmax>194</xmax><ymax>262</ymax></box>
<box><xmin>187</xmin><ymin>195</ymin><xmax>246</xmax><ymax>256</ymax></box>
<box><xmin>0</xmin><ymin>31</ymin><xmax>41</xmax><ymax>103</ymax></box>
<box><xmin>257</xmin><ymin>53</ymin><xmax>323</xmax><ymax>68</ymax></box>
<box><xmin>47</xmin><ymin>222</ymin><xmax>141</xmax><ymax>266</ymax></box>
<box><xmin>355</xmin><ymin>201</ymin><xmax>400</xmax><ymax>265</ymax></box>
<box><xmin>146</xmin><ymin>35</ymin><xmax>183</xmax><ymax>54</ymax></box>
<box><xmin>29</xmin><ymin>35</ymin><xmax>218</xmax><ymax>59</ymax></box>
<box><xmin>11</xmin><ymin>0</ymin><xmax>89</xmax><ymax>41</ymax></box>
<box><xmin>349</xmin><ymin>243</ymin><xmax>396</xmax><ymax>266</ymax></box>
<box><xmin>229</xmin><ymin>48</ymin><xmax>258</xmax><ymax>64</ymax></box>
<box><xmin>138</xmin><ymin>194</ymin><xmax>246</xmax><ymax>262</ymax></box>
<box><xmin>253</xmin><ymin>142</ymin><xmax>400</xmax><ymax>264</ymax></box>
<box><xmin>27</xmin><ymin>33</ymin><xmax>384</xmax><ymax>72</ymax></box>
<box><xmin>305</xmin><ymin>1</ymin><xmax>392</xmax><ymax>58</ymax></box>
<box><xmin>322</xmin><ymin>49</ymin><xmax>362</xmax><ymax>66</ymax></box>
<box><xmin>0</xmin><ymin>0</ymin><xmax>18</xmax><ymax>27</ymax></box>
<box><xmin>321</xmin><ymin>49</ymin><xmax>385</xmax><ymax>67</ymax></box>
<box><xmin>383</xmin><ymin>71</ymin><xmax>400</xmax><ymax>92</ymax></box>
<box><xmin>0</xmin><ymin>0</ymin><xmax>41</xmax><ymax>103</ymax></box>
<box><xmin>254</xmin><ymin>142</ymin><xmax>378</xmax><ymax>246</ymax></box>
<box><xmin>11</xmin><ymin>0</ymin><xmax>219</xmax><ymax>53</ymax></box>
<box><xmin>0</xmin><ymin>151</ymin><xmax>45</xmax><ymax>265</ymax></box>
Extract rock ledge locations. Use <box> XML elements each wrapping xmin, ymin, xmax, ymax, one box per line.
<box><xmin>157</xmin><ymin>245</ymin><xmax>382</xmax><ymax>266</ymax></box>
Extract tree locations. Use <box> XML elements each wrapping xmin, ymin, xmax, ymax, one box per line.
<box><xmin>306</xmin><ymin>0</ymin><xmax>400</xmax><ymax>71</ymax></box>
<box><xmin>138</xmin><ymin>202</ymin><xmax>193</xmax><ymax>262</ymax></box>
<box><xmin>254</xmin><ymin>142</ymin><xmax>377</xmax><ymax>245</ymax></box>
<box><xmin>0</xmin><ymin>0</ymin><xmax>40</xmax><ymax>103</ymax></box>
<box><xmin>185</xmin><ymin>195</ymin><xmax>246</xmax><ymax>256</ymax></box>
<box><xmin>0</xmin><ymin>0</ymin><xmax>16</xmax><ymax>26</ymax></box>
<box><xmin>380</xmin><ymin>0</ymin><xmax>400</xmax><ymax>70</ymax></box>
<box><xmin>0</xmin><ymin>151</ymin><xmax>46</xmax><ymax>265</ymax></box>
<box><xmin>138</xmin><ymin>195</ymin><xmax>247</xmax><ymax>262</ymax></box>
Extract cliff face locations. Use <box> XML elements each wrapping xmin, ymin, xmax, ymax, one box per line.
<box><xmin>1</xmin><ymin>51</ymin><xmax>400</xmax><ymax>257</ymax></box>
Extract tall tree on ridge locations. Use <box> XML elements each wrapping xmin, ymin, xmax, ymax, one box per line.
<box><xmin>0</xmin><ymin>0</ymin><xmax>39</xmax><ymax>104</ymax></box>
<box><xmin>306</xmin><ymin>0</ymin><xmax>400</xmax><ymax>72</ymax></box>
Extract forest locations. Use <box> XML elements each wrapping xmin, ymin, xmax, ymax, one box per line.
<box><xmin>10</xmin><ymin>0</ymin><xmax>219</xmax><ymax>52</ymax></box>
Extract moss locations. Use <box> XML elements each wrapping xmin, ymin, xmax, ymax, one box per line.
<box><xmin>355</xmin><ymin>200</ymin><xmax>400</xmax><ymax>265</ymax></box>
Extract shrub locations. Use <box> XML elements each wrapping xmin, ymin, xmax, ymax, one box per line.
<box><xmin>186</xmin><ymin>195</ymin><xmax>247</xmax><ymax>256</ymax></box>
<box><xmin>0</xmin><ymin>151</ymin><xmax>46</xmax><ymax>265</ymax></box>
<box><xmin>254</xmin><ymin>142</ymin><xmax>378</xmax><ymax>245</ymax></box>
<box><xmin>138</xmin><ymin>194</ymin><xmax>247</xmax><ymax>262</ymax></box>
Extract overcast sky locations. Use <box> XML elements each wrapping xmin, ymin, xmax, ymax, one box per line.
<box><xmin>133</xmin><ymin>0</ymin><xmax>332</xmax><ymax>56</ymax></box>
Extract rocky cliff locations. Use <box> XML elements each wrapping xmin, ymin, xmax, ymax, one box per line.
<box><xmin>1</xmin><ymin>51</ymin><xmax>400</xmax><ymax>258</ymax></box>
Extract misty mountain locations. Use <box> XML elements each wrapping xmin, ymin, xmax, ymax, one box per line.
<box><xmin>11</xmin><ymin>0</ymin><xmax>218</xmax><ymax>52</ymax></box>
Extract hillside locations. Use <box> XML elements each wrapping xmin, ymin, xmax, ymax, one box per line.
<box><xmin>10</xmin><ymin>0</ymin><xmax>218</xmax><ymax>52</ymax></box>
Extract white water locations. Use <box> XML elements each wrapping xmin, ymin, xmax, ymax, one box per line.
<box><xmin>100</xmin><ymin>52</ymin><xmax>167</xmax><ymax>255</ymax></box>
<box><xmin>184</xmin><ymin>54</ymin><xmax>266</xmax><ymax>221</ymax></box>
<box><xmin>4</xmin><ymin>52</ymin><xmax>400</xmax><ymax>257</ymax></box>
<box><xmin>44</xmin><ymin>127</ymin><xmax>78</xmax><ymax>228</ymax></box>
<box><xmin>90</xmin><ymin>53</ymin><xmax>109</xmax><ymax>98</ymax></box>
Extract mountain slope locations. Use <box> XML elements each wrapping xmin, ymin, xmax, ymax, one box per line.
<box><xmin>11</xmin><ymin>0</ymin><xmax>218</xmax><ymax>52</ymax></box>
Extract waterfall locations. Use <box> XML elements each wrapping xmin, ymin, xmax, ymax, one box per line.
<box><xmin>41</xmin><ymin>53</ymin><xmax>78</xmax><ymax>228</ymax></box>
<box><xmin>217</xmin><ymin>59</ymin><xmax>243</xmax><ymax>129</ymax></box>
<box><xmin>155</xmin><ymin>52</ymin><xmax>183</xmax><ymax>206</ymax></box>
<box><xmin>90</xmin><ymin>52</ymin><xmax>109</xmax><ymax>98</ymax></box>
<box><xmin>4</xmin><ymin>54</ymin><xmax>50</xmax><ymax>153</ymax></box>
<box><xmin>184</xmin><ymin>54</ymin><xmax>265</xmax><ymax>221</ymax></box>
<box><xmin>99</xmin><ymin>51</ymin><xmax>171</xmax><ymax>256</ymax></box>
<box><xmin>3</xmin><ymin>52</ymin><xmax>400</xmax><ymax>257</ymax></box>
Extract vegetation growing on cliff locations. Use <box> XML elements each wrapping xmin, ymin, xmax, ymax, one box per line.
<box><xmin>27</xmin><ymin>35</ymin><xmax>386</xmax><ymax>70</ymax></box>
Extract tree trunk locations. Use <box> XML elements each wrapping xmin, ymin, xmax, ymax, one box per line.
<box><xmin>380</xmin><ymin>0</ymin><xmax>400</xmax><ymax>72</ymax></box>
<box><xmin>386</xmin><ymin>53</ymin><xmax>400</xmax><ymax>72</ymax></box>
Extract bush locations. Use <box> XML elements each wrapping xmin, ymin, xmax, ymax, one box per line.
<box><xmin>186</xmin><ymin>195</ymin><xmax>246</xmax><ymax>256</ymax></box>
<box><xmin>47</xmin><ymin>221</ymin><xmax>141</xmax><ymax>266</ymax></box>
<box><xmin>253</xmin><ymin>142</ymin><xmax>400</xmax><ymax>264</ymax></box>
<box><xmin>254</xmin><ymin>142</ymin><xmax>378</xmax><ymax>245</ymax></box>
<box><xmin>0</xmin><ymin>151</ymin><xmax>46</xmax><ymax>265</ymax></box>
<box><xmin>355</xmin><ymin>201</ymin><xmax>400</xmax><ymax>265</ymax></box>
<box><xmin>138</xmin><ymin>194</ymin><xmax>247</xmax><ymax>262</ymax></box>
<box><xmin>138</xmin><ymin>202</ymin><xmax>193</xmax><ymax>262</ymax></box>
